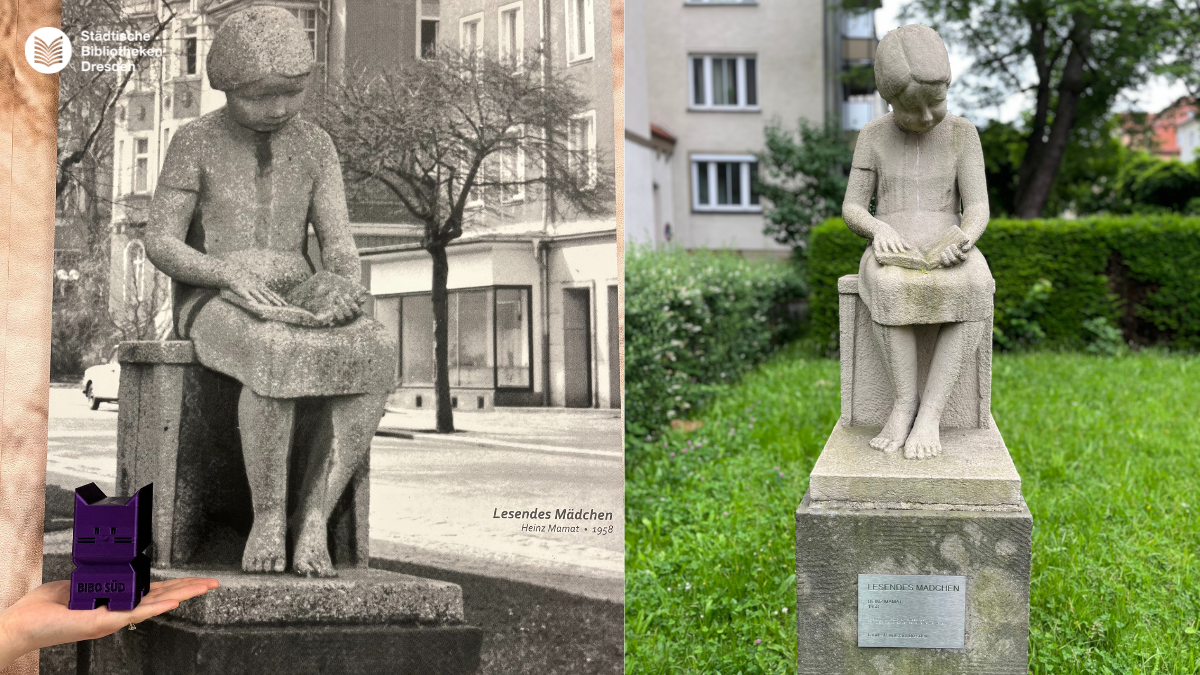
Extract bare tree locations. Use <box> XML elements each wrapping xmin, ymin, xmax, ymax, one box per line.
<box><xmin>317</xmin><ymin>48</ymin><xmax>613</xmax><ymax>433</ymax></box>
<box><xmin>58</xmin><ymin>0</ymin><xmax>174</xmax><ymax>200</ymax></box>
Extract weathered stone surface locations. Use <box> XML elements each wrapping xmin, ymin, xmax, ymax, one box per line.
<box><xmin>809</xmin><ymin>419</ymin><xmax>1021</xmax><ymax>506</ymax></box>
<box><xmin>796</xmin><ymin>493</ymin><xmax>1032</xmax><ymax>674</ymax></box>
<box><xmin>153</xmin><ymin>568</ymin><xmax>465</xmax><ymax>625</ymax></box>
<box><xmin>118</xmin><ymin>340</ymin><xmax>196</xmax><ymax>364</ymax></box>
<box><xmin>87</xmin><ymin>616</ymin><xmax>482</xmax><ymax>675</ymax></box>
<box><xmin>116</xmin><ymin>355</ymin><xmax>369</xmax><ymax>570</ymax></box>
<box><xmin>841</xmin><ymin>24</ymin><xmax>994</xmax><ymax>460</ymax></box>
<box><xmin>839</xmin><ymin>275</ymin><xmax>992</xmax><ymax>431</ymax></box>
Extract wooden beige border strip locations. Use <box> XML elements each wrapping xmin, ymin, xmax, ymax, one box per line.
<box><xmin>1</xmin><ymin>0</ymin><xmax>58</xmax><ymax>671</ymax></box>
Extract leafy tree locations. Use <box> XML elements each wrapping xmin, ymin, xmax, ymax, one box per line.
<box><xmin>902</xmin><ymin>0</ymin><xmax>1200</xmax><ymax>218</ymax></box>
<box><xmin>318</xmin><ymin>49</ymin><xmax>612</xmax><ymax>433</ymax></box>
<box><xmin>757</xmin><ymin>118</ymin><xmax>854</xmax><ymax>251</ymax></box>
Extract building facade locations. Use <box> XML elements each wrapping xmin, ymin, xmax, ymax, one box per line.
<box><xmin>625</xmin><ymin>0</ymin><xmax>884</xmax><ymax>255</ymax></box>
<box><xmin>362</xmin><ymin>0</ymin><xmax>620</xmax><ymax>410</ymax></box>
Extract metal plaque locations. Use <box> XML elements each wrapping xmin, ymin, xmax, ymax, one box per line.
<box><xmin>858</xmin><ymin>574</ymin><xmax>966</xmax><ymax>648</ymax></box>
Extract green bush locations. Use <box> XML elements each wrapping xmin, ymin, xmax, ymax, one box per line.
<box><xmin>809</xmin><ymin>215</ymin><xmax>1200</xmax><ymax>352</ymax></box>
<box><xmin>624</xmin><ymin>246</ymin><xmax>802</xmax><ymax>451</ymax></box>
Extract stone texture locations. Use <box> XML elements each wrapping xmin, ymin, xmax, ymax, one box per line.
<box><xmin>116</xmin><ymin>350</ymin><xmax>369</xmax><ymax>570</ymax></box>
<box><xmin>152</xmin><ymin>568</ymin><xmax>464</xmax><ymax>625</ymax></box>
<box><xmin>87</xmin><ymin>618</ymin><xmax>482</xmax><ymax>675</ymax></box>
<box><xmin>796</xmin><ymin>494</ymin><xmax>1032</xmax><ymax>674</ymax></box>
<box><xmin>839</xmin><ymin>275</ymin><xmax>992</xmax><ymax>430</ymax></box>
<box><xmin>206</xmin><ymin>5</ymin><xmax>314</xmax><ymax>92</ymax></box>
<box><xmin>809</xmin><ymin>419</ymin><xmax>1021</xmax><ymax>506</ymax></box>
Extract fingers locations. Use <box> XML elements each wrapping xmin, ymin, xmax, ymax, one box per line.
<box><xmin>264</xmin><ymin>288</ymin><xmax>289</xmax><ymax>307</ymax></box>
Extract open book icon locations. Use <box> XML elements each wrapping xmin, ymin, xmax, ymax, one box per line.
<box><xmin>33</xmin><ymin>35</ymin><xmax>63</xmax><ymax>68</ymax></box>
<box><xmin>875</xmin><ymin>228</ymin><xmax>971</xmax><ymax>271</ymax></box>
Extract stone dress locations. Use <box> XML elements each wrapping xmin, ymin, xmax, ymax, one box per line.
<box><xmin>852</xmin><ymin>112</ymin><xmax>995</xmax><ymax>326</ymax></box>
<box><xmin>156</xmin><ymin>108</ymin><xmax>396</xmax><ymax>398</ymax></box>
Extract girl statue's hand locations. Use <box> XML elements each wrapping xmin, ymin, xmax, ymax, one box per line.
<box><xmin>939</xmin><ymin>241</ymin><xmax>971</xmax><ymax>268</ymax></box>
<box><xmin>224</xmin><ymin>266</ymin><xmax>288</xmax><ymax>307</ymax></box>
<box><xmin>873</xmin><ymin>225</ymin><xmax>913</xmax><ymax>256</ymax></box>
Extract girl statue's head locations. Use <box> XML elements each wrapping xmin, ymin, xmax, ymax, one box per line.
<box><xmin>207</xmin><ymin>6</ymin><xmax>314</xmax><ymax>132</ymax></box>
<box><xmin>875</xmin><ymin>25</ymin><xmax>952</xmax><ymax>134</ymax></box>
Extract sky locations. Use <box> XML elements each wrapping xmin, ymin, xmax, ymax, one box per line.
<box><xmin>875</xmin><ymin>0</ymin><xmax>1192</xmax><ymax>124</ymax></box>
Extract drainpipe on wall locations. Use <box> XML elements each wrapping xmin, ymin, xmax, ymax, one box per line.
<box><xmin>535</xmin><ymin>238</ymin><xmax>551</xmax><ymax>406</ymax></box>
<box><xmin>328</xmin><ymin>0</ymin><xmax>346</xmax><ymax>86</ymax></box>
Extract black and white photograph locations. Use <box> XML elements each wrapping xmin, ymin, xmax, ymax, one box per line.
<box><xmin>45</xmin><ymin>0</ymin><xmax>622</xmax><ymax>673</ymax></box>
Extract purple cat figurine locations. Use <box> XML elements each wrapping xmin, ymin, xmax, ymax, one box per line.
<box><xmin>69</xmin><ymin>482</ymin><xmax>152</xmax><ymax>611</ymax></box>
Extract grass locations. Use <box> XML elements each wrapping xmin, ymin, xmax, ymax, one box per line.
<box><xmin>625</xmin><ymin>344</ymin><xmax>1200</xmax><ymax>674</ymax></box>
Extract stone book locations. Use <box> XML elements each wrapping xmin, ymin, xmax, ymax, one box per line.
<box><xmin>220</xmin><ymin>271</ymin><xmax>369</xmax><ymax>327</ymax></box>
<box><xmin>874</xmin><ymin>227</ymin><xmax>970</xmax><ymax>271</ymax></box>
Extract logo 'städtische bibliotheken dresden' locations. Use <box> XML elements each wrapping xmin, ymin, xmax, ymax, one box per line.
<box><xmin>25</xmin><ymin>27</ymin><xmax>72</xmax><ymax>74</ymax></box>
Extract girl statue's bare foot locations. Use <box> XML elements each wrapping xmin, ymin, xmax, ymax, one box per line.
<box><xmin>291</xmin><ymin>517</ymin><xmax>337</xmax><ymax>578</ymax></box>
<box><xmin>242</xmin><ymin>516</ymin><xmax>287</xmax><ymax>573</ymax></box>
<box><xmin>870</xmin><ymin>400</ymin><xmax>918</xmax><ymax>454</ymax></box>
<box><xmin>903</xmin><ymin>414</ymin><xmax>941</xmax><ymax>460</ymax></box>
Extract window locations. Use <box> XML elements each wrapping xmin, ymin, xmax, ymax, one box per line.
<box><xmin>568</xmin><ymin>111</ymin><xmax>597</xmax><ymax>187</ymax></box>
<box><xmin>134</xmin><ymin>138</ymin><xmax>149</xmax><ymax>194</ymax></box>
<box><xmin>565</xmin><ymin>0</ymin><xmax>594</xmax><ymax>64</ymax></box>
<box><xmin>691</xmin><ymin>155</ymin><xmax>761</xmax><ymax>212</ymax></box>
<box><xmin>116</xmin><ymin>140</ymin><xmax>124</xmax><ymax>195</ymax></box>
<box><xmin>388</xmin><ymin>287</ymin><xmax>531</xmax><ymax>389</ymax></box>
<box><xmin>689</xmin><ymin>55</ymin><xmax>759</xmax><ymax>111</ymax></box>
<box><xmin>498</xmin><ymin>2</ymin><xmax>523</xmax><ymax>67</ymax></box>
<box><xmin>460</xmin><ymin>13</ymin><xmax>483</xmax><ymax>53</ymax></box>
<box><xmin>123</xmin><ymin>240</ymin><xmax>146</xmax><ymax>302</ymax></box>
<box><xmin>495</xmin><ymin>288</ymin><xmax>531</xmax><ymax>388</ymax></box>
<box><xmin>500</xmin><ymin>126</ymin><xmax>526</xmax><ymax>202</ymax></box>
<box><xmin>842</xmin><ymin>10</ymin><xmax>875</xmax><ymax>39</ymax></box>
<box><xmin>288</xmin><ymin>8</ymin><xmax>319</xmax><ymax>57</ymax></box>
<box><xmin>421</xmin><ymin>20</ymin><xmax>438</xmax><ymax>57</ymax></box>
<box><xmin>182</xmin><ymin>25</ymin><xmax>197</xmax><ymax>76</ymax></box>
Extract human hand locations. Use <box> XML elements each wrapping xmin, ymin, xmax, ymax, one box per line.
<box><xmin>938</xmin><ymin>241</ymin><xmax>971</xmax><ymax>268</ymax></box>
<box><xmin>0</xmin><ymin>578</ymin><xmax>219</xmax><ymax>666</ymax></box>
<box><xmin>872</xmin><ymin>225</ymin><xmax>912</xmax><ymax>256</ymax></box>
<box><xmin>224</xmin><ymin>265</ymin><xmax>288</xmax><ymax>307</ymax></box>
<box><xmin>314</xmin><ymin>289</ymin><xmax>364</xmax><ymax>326</ymax></box>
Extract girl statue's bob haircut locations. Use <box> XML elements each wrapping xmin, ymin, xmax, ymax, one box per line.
<box><xmin>874</xmin><ymin>24</ymin><xmax>952</xmax><ymax>102</ymax></box>
<box><xmin>206</xmin><ymin>5</ymin><xmax>314</xmax><ymax>93</ymax></box>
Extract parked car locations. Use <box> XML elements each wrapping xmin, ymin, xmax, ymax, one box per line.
<box><xmin>81</xmin><ymin>350</ymin><xmax>120</xmax><ymax>410</ymax></box>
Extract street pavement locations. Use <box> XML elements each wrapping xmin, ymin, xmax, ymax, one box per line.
<box><xmin>45</xmin><ymin>386</ymin><xmax>624</xmax><ymax>602</ymax></box>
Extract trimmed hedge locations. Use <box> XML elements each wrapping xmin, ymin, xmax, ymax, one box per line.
<box><xmin>624</xmin><ymin>246</ymin><xmax>802</xmax><ymax>450</ymax></box>
<box><xmin>809</xmin><ymin>215</ymin><xmax>1200</xmax><ymax>352</ymax></box>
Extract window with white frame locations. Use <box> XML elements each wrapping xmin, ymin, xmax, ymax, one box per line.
<box><xmin>568</xmin><ymin>111</ymin><xmax>597</xmax><ymax>187</ymax></box>
<box><xmin>462</xmin><ymin>158</ymin><xmax>484</xmax><ymax>209</ymax></box>
<box><xmin>288</xmin><ymin>8</ymin><xmax>319</xmax><ymax>57</ymax></box>
<box><xmin>691</xmin><ymin>155</ymin><xmax>761</xmax><ymax>212</ymax></box>
<box><xmin>565</xmin><ymin>0</ymin><xmax>594</xmax><ymax>64</ymax></box>
<box><xmin>134</xmin><ymin>138</ymin><xmax>150</xmax><ymax>194</ymax></box>
<box><xmin>460</xmin><ymin>13</ymin><xmax>483</xmax><ymax>53</ymax></box>
<box><xmin>182</xmin><ymin>24</ymin><xmax>198</xmax><ymax>76</ymax></box>
<box><xmin>498</xmin><ymin>2</ymin><xmax>523</xmax><ymax>67</ymax></box>
<box><xmin>500</xmin><ymin>126</ymin><xmax>526</xmax><ymax>202</ymax></box>
<box><xmin>124</xmin><ymin>240</ymin><xmax>146</xmax><ymax>302</ymax></box>
<box><xmin>689</xmin><ymin>55</ymin><xmax>758</xmax><ymax>111</ymax></box>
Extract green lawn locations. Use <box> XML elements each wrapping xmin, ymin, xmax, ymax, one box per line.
<box><xmin>625</xmin><ymin>345</ymin><xmax>1200</xmax><ymax>674</ymax></box>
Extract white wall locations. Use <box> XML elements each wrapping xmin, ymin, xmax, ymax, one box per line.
<box><xmin>646</xmin><ymin>0</ymin><xmax>827</xmax><ymax>254</ymax></box>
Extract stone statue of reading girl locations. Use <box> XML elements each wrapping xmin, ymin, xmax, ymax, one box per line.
<box><xmin>144</xmin><ymin>7</ymin><xmax>396</xmax><ymax>576</ymax></box>
<box><xmin>841</xmin><ymin>25</ymin><xmax>994</xmax><ymax>460</ymax></box>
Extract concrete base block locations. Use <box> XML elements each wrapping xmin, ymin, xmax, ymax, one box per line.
<box><xmin>87</xmin><ymin>616</ymin><xmax>482</xmax><ymax>675</ymax></box>
<box><xmin>795</xmin><ymin>493</ymin><xmax>1032</xmax><ymax>675</ymax></box>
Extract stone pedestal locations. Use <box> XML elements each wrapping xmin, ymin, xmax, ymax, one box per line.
<box><xmin>796</xmin><ymin>424</ymin><xmax>1032</xmax><ymax>674</ymax></box>
<box><xmin>105</xmin><ymin>341</ymin><xmax>482</xmax><ymax>674</ymax></box>
<box><xmin>794</xmin><ymin>276</ymin><xmax>1032</xmax><ymax>674</ymax></box>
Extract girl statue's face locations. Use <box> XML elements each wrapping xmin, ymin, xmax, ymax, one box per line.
<box><xmin>889</xmin><ymin>81</ymin><xmax>948</xmax><ymax>134</ymax></box>
<box><xmin>227</xmin><ymin>73</ymin><xmax>310</xmax><ymax>132</ymax></box>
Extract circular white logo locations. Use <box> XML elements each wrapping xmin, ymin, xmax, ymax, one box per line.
<box><xmin>25</xmin><ymin>27</ymin><xmax>72</xmax><ymax>74</ymax></box>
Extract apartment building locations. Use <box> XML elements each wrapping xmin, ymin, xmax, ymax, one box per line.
<box><xmin>362</xmin><ymin>0</ymin><xmax>620</xmax><ymax>410</ymax></box>
<box><xmin>626</xmin><ymin>0</ymin><xmax>884</xmax><ymax>254</ymax></box>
